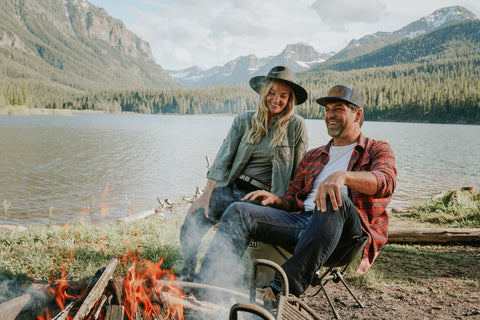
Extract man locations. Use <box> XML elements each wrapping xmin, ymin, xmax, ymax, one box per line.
<box><xmin>197</xmin><ymin>85</ymin><xmax>397</xmax><ymax>300</ymax></box>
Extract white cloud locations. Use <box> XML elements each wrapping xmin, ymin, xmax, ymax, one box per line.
<box><xmin>89</xmin><ymin>0</ymin><xmax>480</xmax><ymax>70</ymax></box>
<box><xmin>311</xmin><ymin>0</ymin><xmax>387</xmax><ymax>29</ymax></box>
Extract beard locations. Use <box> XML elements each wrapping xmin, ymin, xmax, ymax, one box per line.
<box><xmin>326</xmin><ymin>121</ymin><xmax>346</xmax><ymax>138</ymax></box>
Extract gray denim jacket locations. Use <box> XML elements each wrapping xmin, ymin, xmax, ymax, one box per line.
<box><xmin>206</xmin><ymin>111</ymin><xmax>308</xmax><ymax>195</ymax></box>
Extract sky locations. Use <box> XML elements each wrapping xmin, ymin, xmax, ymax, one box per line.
<box><xmin>87</xmin><ymin>0</ymin><xmax>480</xmax><ymax>71</ymax></box>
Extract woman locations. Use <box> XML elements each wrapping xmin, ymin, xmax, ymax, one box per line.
<box><xmin>179</xmin><ymin>66</ymin><xmax>309</xmax><ymax>281</ymax></box>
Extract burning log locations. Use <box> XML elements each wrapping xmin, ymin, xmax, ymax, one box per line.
<box><xmin>73</xmin><ymin>258</ymin><xmax>119</xmax><ymax>320</ymax></box>
<box><xmin>52</xmin><ymin>302</ymin><xmax>74</xmax><ymax>320</ymax></box>
<box><xmin>103</xmin><ymin>305</ymin><xmax>124</xmax><ymax>320</ymax></box>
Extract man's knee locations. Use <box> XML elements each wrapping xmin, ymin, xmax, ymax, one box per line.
<box><xmin>324</xmin><ymin>195</ymin><xmax>355</xmax><ymax>213</ymax></box>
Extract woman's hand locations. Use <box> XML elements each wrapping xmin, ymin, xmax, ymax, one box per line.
<box><xmin>185</xmin><ymin>178</ymin><xmax>217</xmax><ymax>218</ymax></box>
<box><xmin>185</xmin><ymin>193</ymin><xmax>212</xmax><ymax>218</ymax></box>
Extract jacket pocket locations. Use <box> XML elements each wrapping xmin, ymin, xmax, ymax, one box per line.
<box><xmin>274</xmin><ymin>141</ymin><xmax>295</xmax><ymax>163</ymax></box>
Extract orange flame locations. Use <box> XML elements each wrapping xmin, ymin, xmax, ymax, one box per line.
<box><xmin>47</xmin><ymin>279</ymin><xmax>75</xmax><ymax>311</ymax></box>
<box><xmin>122</xmin><ymin>255</ymin><xmax>184</xmax><ymax>320</ymax></box>
<box><xmin>37</xmin><ymin>250</ymin><xmax>184</xmax><ymax>319</ymax></box>
<box><xmin>37</xmin><ymin>311</ymin><xmax>50</xmax><ymax>320</ymax></box>
<box><xmin>38</xmin><ymin>251</ymin><xmax>79</xmax><ymax>320</ymax></box>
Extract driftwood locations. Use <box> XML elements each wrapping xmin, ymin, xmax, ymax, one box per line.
<box><xmin>117</xmin><ymin>209</ymin><xmax>159</xmax><ymax>223</ymax></box>
<box><xmin>0</xmin><ymin>224</ymin><xmax>27</xmax><ymax>231</ymax></box>
<box><xmin>388</xmin><ymin>227</ymin><xmax>480</xmax><ymax>244</ymax></box>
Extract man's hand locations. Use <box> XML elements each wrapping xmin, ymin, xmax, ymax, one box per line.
<box><xmin>315</xmin><ymin>170</ymin><xmax>378</xmax><ymax>212</ymax></box>
<box><xmin>242</xmin><ymin>190</ymin><xmax>277</xmax><ymax>206</ymax></box>
<box><xmin>315</xmin><ymin>171</ymin><xmax>346</xmax><ymax>212</ymax></box>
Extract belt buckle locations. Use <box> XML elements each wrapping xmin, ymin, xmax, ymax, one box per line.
<box><xmin>240</xmin><ymin>174</ymin><xmax>269</xmax><ymax>191</ymax></box>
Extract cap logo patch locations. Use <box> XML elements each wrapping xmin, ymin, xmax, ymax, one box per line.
<box><xmin>329</xmin><ymin>86</ymin><xmax>346</xmax><ymax>97</ymax></box>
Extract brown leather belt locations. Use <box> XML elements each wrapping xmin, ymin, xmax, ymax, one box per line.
<box><xmin>237</xmin><ymin>174</ymin><xmax>271</xmax><ymax>191</ymax></box>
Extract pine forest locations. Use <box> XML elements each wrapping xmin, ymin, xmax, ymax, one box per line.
<box><xmin>1</xmin><ymin>20</ymin><xmax>479</xmax><ymax>124</ymax></box>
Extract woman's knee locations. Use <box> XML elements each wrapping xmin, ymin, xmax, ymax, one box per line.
<box><xmin>220</xmin><ymin>202</ymin><xmax>252</xmax><ymax>223</ymax></box>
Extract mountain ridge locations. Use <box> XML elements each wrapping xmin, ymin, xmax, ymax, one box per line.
<box><xmin>330</xmin><ymin>5</ymin><xmax>479</xmax><ymax>61</ymax></box>
<box><xmin>167</xmin><ymin>42</ymin><xmax>332</xmax><ymax>88</ymax></box>
<box><xmin>168</xmin><ymin>5</ymin><xmax>478</xmax><ymax>88</ymax></box>
<box><xmin>0</xmin><ymin>0</ymin><xmax>179</xmax><ymax>97</ymax></box>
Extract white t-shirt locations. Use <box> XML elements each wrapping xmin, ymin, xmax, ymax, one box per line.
<box><xmin>303</xmin><ymin>142</ymin><xmax>357</xmax><ymax>211</ymax></box>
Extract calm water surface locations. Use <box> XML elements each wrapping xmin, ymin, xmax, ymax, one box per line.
<box><xmin>1</xmin><ymin>114</ymin><xmax>479</xmax><ymax>226</ymax></box>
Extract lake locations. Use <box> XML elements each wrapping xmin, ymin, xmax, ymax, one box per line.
<box><xmin>1</xmin><ymin>113</ymin><xmax>479</xmax><ymax>226</ymax></box>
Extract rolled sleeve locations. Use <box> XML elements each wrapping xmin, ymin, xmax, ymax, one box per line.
<box><xmin>369</xmin><ymin>141</ymin><xmax>397</xmax><ymax>198</ymax></box>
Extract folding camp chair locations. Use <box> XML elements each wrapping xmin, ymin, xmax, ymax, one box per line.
<box><xmin>245</xmin><ymin>234</ymin><xmax>369</xmax><ymax>319</ymax></box>
<box><xmin>229</xmin><ymin>259</ymin><xmax>322</xmax><ymax>320</ymax></box>
<box><xmin>307</xmin><ymin>234</ymin><xmax>369</xmax><ymax>319</ymax></box>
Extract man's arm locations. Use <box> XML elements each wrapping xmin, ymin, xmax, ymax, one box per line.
<box><xmin>315</xmin><ymin>140</ymin><xmax>396</xmax><ymax>212</ymax></box>
<box><xmin>314</xmin><ymin>170</ymin><xmax>377</xmax><ymax>212</ymax></box>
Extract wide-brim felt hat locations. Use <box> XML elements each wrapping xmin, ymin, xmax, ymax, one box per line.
<box><xmin>249</xmin><ymin>66</ymin><xmax>308</xmax><ymax>105</ymax></box>
<box><xmin>316</xmin><ymin>85</ymin><xmax>363</xmax><ymax>109</ymax></box>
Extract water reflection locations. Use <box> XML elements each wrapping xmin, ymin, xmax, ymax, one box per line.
<box><xmin>1</xmin><ymin>114</ymin><xmax>479</xmax><ymax>226</ymax></box>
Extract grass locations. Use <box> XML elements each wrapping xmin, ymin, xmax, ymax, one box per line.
<box><xmin>0</xmin><ymin>188</ymin><xmax>479</xmax><ymax>304</ymax></box>
<box><xmin>0</xmin><ymin>215</ymin><xmax>184</xmax><ymax>302</ymax></box>
<box><xmin>391</xmin><ymin>188</ymin><xmax>480</xmax><ymax>228</ymax></box>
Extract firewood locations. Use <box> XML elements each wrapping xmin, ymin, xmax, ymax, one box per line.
<box><xmin>107</xmin><ymin>278</ymin><xmax>123</xmax><ymax>305</ymax></box>
<box><xmin>73</xmin><ymin>258</ymin><xmax>119</xmax><ymax>320</ymax></box>
<box><xmin>163</xmin><ymin>292</ymin><xmax>229</xmax><ymax>315</ymax></box>
<box><xmin>92</xmin><ymin>295</ymin><xmax>108</xmax><ymax>320</ymax></box>
<box><xmin>104</xmin><ymin>305</ymin><xmax>124</xmax><ymax>320</ymax></box>
<box><xmin>0</xmin><ymin>294</ymin><xmax>31</xmax><ymax>320</ymax></box>
<box><xmin>52</xmin><ymin>302</ymin><xmax>74</xmax><ymax>320</ymax></box>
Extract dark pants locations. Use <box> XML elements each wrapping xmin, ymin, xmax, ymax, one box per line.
<box><xmin>179</xmin><ymin>181</ymin><xmax>259</xmax><ymax>280</ymax></box>
<box><xmin>197</xmin><ymin>196</ymin><xmax>363</xmax><ymax>296</ymax></box>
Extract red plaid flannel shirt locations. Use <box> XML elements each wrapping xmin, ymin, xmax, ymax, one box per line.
<box><xmin>281</xmin><ymin>132</ymin><xmax>397</xmax><ymax>273</ymax></box>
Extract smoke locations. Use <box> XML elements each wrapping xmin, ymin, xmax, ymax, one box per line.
<box><xmin>0</xmin><ymin>279</ymin><xmax>44</xmax><ymax>303</ymax></box>
<box><xmin>0</xmin><ymin>280</ymin><xmax>53</xmax><ymax>319</ymax></box>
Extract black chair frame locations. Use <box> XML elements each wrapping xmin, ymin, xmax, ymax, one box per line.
<box><xmin>308</xmin><ymin>234</ymin><xmax>369</xmax><ymax>319</ymax></box>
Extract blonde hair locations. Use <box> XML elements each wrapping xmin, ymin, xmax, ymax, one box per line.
<box><xmin>247</xmin><ymin>80</ymin><xmax>296</xmax><ymax>147</ymax></box>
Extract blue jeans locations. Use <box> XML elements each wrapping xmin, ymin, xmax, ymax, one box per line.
<box><xmin>179</xmin><ymin>181</ymin><xmax>259</xmax><ymax>280</ymax></box>
<box><xmin>197</xmin><ymin>196</ymin><xmax>363</xmax><ymax>296</ymax></box>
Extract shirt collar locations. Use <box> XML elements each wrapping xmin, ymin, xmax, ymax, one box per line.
<box><xmin>322</xmin><ymin>132</ymin><xmax>366</xmax><ymax>154</ymax></box>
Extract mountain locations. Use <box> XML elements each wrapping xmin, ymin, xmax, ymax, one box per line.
<box><xmin>0</xmin><ymin>0</ymin><xmax>179</xmax><ymax>97</ymax></box>
<box><xmin>329</xmin><ymin>6</ymin><xmax>478</xmax><ymax>61</ymax></box>
<box><xmin>314</xmin><ymin>19</ymin><xmax>480</xmax><ymax>72</ymax></box>
<box><xmin>168</xmin><ymin>5</ymin><xmax>478</xmax><ymax>89</ymax></box>
<box><xmin>168</xmin><ymin>43</ymin><xmax>332</xmax><ymax>88</ymax></box>
<box><xmin>298</xmin><ymin>18</ymin><xmax>480</xmax><ymax>123</ymax></box>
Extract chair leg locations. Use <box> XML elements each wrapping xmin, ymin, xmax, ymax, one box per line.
<box><xmin>320</xmin><ymin>281</ymin><xmax>341</xmax><ymax>319</ymax></box>
<box><xmin>333</xmin><ymin>270</ymin><xmax>364</xmax><ymax>308</ymax></box>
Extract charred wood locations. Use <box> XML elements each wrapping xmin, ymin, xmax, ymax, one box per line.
<box><xmin>73</xmin><ymin>258</ymin><xmax>119</xmax><ymax>320</ymax></box>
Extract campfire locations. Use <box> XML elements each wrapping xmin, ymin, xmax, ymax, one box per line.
<box><xmin>2</xmin><ymin>256</ymin><xmax>187</xmax><ymax>320</ymax></box>
<box><xmin>0</xmin><ymin>256</ymin><xmax>325</xmax><ymax>320</ymax></box>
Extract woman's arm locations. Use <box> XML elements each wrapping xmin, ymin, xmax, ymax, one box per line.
<box><xmin>291</xmin><ymin>116</ymin><xmax>309</xmax><ymax>179</ymax></box>
<box><xmin>185</xmin><ymin>178</ymin><xmax>217</xmax><ymax>218</ymax></box>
